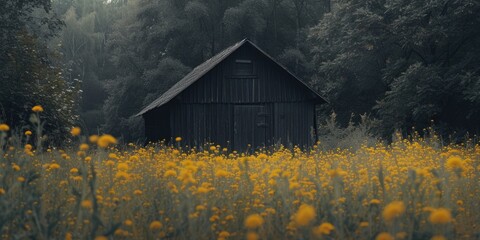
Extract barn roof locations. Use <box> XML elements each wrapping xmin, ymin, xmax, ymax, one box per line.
<box><xmin>136</xmin><ymin>39</ymin><xmax>326</xmax><ymax>116</ymax></box>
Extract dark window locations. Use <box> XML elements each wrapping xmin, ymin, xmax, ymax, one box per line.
<box><xmin>234</xmin><ymin>59</ymin><xmax>253</xmax><ymax>75</ymax></box>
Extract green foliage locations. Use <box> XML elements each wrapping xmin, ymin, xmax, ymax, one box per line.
<box><xmin>310</xmin><ymin>0</ymin><xmax>480</xmax><ymax>138</ymax></box>
<box><xmin>52</xmin><ymin>0</ymin><xmax>120</xmax><ymax>134</ymax></box>
<box><xmin>0</xmin><ymin>0</ymin><xmax>79</xmax><ymax>142</ymax></box>
<box><xmin>100</xmin><ymin>0</ymin><xmax>191</xmax><ymax>141</ymax></box>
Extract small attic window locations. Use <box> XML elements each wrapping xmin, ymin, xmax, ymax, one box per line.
<box><xmin>234</xmin><ymin>59</ymin><xmax>254</xmax><ymax>76</ymax></box>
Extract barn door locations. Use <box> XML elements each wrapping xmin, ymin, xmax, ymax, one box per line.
<box><xmin>233</xmin><ymin>105</ymin><xmax>270</xmax><ymax>151</ymax></box>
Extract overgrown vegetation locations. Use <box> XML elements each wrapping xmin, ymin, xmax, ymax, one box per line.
<box><xmin>0</xmin><ymin>107</ymin><xmax>479</xmax><ymax>239</ymax></box>
<box><xmin>0</xmin><ymin>0</ymin><xmax>79</xmax><ymax>141</ymax></box>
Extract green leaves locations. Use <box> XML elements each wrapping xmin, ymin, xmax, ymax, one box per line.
<box><xmin>310</xmin><ymin>0</ymin><xmax>480</xmax><ymax>138</ymax></box>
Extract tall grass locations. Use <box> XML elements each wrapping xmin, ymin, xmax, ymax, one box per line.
<box><xmin>0</xmin><ymin>110</ymin><xmax>478</xmax><ymax>239</ymax></box>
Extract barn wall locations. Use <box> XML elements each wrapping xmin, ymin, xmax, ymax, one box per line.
<box><xmin>273</xmin><ymin>102</ymin><xmax>316</xmax><ymax>148</ymax></box>
<box><xmin>167</xmin><ymin>103</ymin><xmax>233</xmax><ymax>148</ymax></box>
<box><xmin>162</xmin><ymin>101</ymin><xmax>316</xmax><ymax>150</ymax></box>
<box><xmin>144</xmin><ymin>107</ymin><xmax>171</xmax><ymax>143</ymax></box>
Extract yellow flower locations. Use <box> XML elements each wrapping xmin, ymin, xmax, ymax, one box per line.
<box><xmin>294</xmin><ymin>204</ymin><xmax>316</xmax><ymax>227</ymax></box>
<box><xmin>313</xmin><ymin>222</ymin><xmax>335</xmax><ymax>236</ymax></box>
<box><xmin>115</xmin><ymin>171</ymin><xmax>130</xmax><ymax>180</ymax></box>
<box><xmin>97</xmin><ymin>134</ymin><xmax>117</xmax><ymax>148</ymax></box>
<box><xmin>17</xmin><ymin>176</ymin><xmax>26</xmax><ymax>182</ymax></box>
<box><xmin>209</xmin><ymin>214</ymin><xmax>220</xmax><ymax>222</ymax></box>
<box><xmin>114</xmin><ymin>229</ymin><xmax>124</xmax><ymax>236</ymax></box>
<box><xmin>215</xmin><ymin>169</ymin><xmax>229</xmax><ymax>177</ymax></box>
<box><xmin>359</xmin><ymin>221</ymin><xmax>369</xmax><ymax>227</ymax></box>
<box><xmin>72</xmin><ymin>176</ymin><xmax>83</xmax><ymax>182</ymax></box>
<box><xmin>81</xmin><ymin>200</ymin><xmax>93</xmax><ymax>209</ymax></box>
<box><xmin>70</xmin><ymin>168</ymin><xmax>79</xmax><ymax>174</ymax></box>
<box><xmin>70</xmin><ymin>127</ymin><xmax>81</xmax><ymax>136</ymax></box>
<box><xmin>328</xmin><ymin>168</ymin><xmax>347</xmax><ymax>178</ymax></box>
<box><xmin>32</xmin><ymin>105</ymin><xmax>44</xmax><ymax>112</ymax></box>
<box><xmin>12</xmin><ymin>164</ymin><xmax>21</xmax><ymax>171</ymax></box>
<box><xmin>265</xmin><ymin>208</ymin><xmax>276</xmax><ymax>215</ymax></box>
<box><xmin>23</xmin><ymin>144</ymin><xmax>33</xmax><ymax>151</ymax></box>
<box><xmin>370</xmin><ymin>199</ymin><xmax>381</xmax><ymax>205</ymax></box>
<box><xmin>196</xmin><ymin>205</ymin><xmax>207</xmax><ymax>211</ymax></box>
<box><xmin>289</xmin><ymin>182</ymin><xmax>300</xmax><ymax>190</ymax></box>
<box><xmin>431</xmin><ymin>235</ymin><xmax>447</xmax><ymax>240</ymax></box>
<box><xmin>197</xmin><ymin>187</ymin><xmax>210</xmax><ymax>194</ymax></box>
<box><xmin>0</xmin><ymin>188</ymin><xmax>5</xmax><ymax>195</ymax></box>
<box><xmin>258</xmin><ymin>153</ymin><xmax>268</xmax><ymax>160</ymax></box>
<box><xmin>246</xmin><ymin>232</ymin><xmax>259</xmax><ymax>240</ymax></box>
<box><xmin>210</xmin><ymin>145</ymin><xmax>217</xmax><ymax>151</ymax></box>
<box><xmin>79</xmin><ymin>143</ymin><xmax>89</xmax><ymax>151</ymax></box>
<box><xmin>0</xmin><ymin>124</ymin><xmax>10</xmax><ymax>131</ymax></box>
<box><xmin>428</xmin><ymin>208</ymin><xmax>452</xmax><ymax>224</ymax></box>
<box><xmin>49</xmin><ymin>163</ymin><xmax>61</xmax><ymax>170</ymax></box>
<box><xmin>416</xmin><ymin>168</ymin><xmax>430</xmax><ymax>177</ymax></box>
<box><xmin>382</xmin><ymin>201</ymin><xmax>405</xmax><ymax>221</ymax></box>
<box><xmin>94</xmin><ymin>236</ymin><xmax>108</xmax><ymax>240</ymax></box>
<box><xmin>133</xmin><ymin>190</ymin><xmax>143</xmax><ymax>195</ymax></box>
<box><xmin>218</xmin><ymin>231</ymin><xmax>230</xmax><ymax>238</ymax></box>
<box><xmin>65</xmin><ymin>232</ymin><xmax>72</xmax><ymax>240</ymax></box>
<box><xmin>89</xmin><ymin>135</ymin><xmax>99</xmax><ymax>143</ymax></box>
<box><xmin>25</xmin><ymin>130</ymin><xmax>32</xmax><ymax>136</ymax></box>
<box><xmin>164</xmin><ymin>170</ymin><xmax>177</xmax><ymax>177</ymax></box>
<box><xmin>124</xmin><ymin>219</ymin><xmax>133</xmax><ymax>226</ymax></box>
<box><xmin>376</xmin><ymin>232</ymin><xmax>394</xmax><ymax>240</ymax></box>
<box><xmin>175</xmin><ymin>137</ymin><xmax>182</xmax><ymax>142</ymax></box>
<box><xmin>446</xmin><ymin>156</ymin><xmax>464</xmax><ymax>170</ymax></box>
<box><xmin>149</xmin><ymin>221</ymin><xmax>163</xmax><ymax>230</ymax></box>
<box><xmin>244</xmin><ymin>214</ymin><xmax>264</xmax><ymax>229</ymax></box>
<box><xmin>117</xmin><ymin>163</ymin><xmax>129</xmax><ymax>171</ymax></box>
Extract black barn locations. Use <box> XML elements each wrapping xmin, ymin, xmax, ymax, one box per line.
<box><xmin>137</xmin><ymin>39</ymin><xmax>327</xmax><ymax>150</ymax></box>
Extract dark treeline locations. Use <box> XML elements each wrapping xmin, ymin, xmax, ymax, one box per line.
<box><xmin>1</xmin><ymin>0</ymin><xmax>480</xmax><ymax>142</ymax></box>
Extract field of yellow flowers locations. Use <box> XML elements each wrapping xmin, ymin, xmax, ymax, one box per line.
<box><xmin>0</xmin><ymin>107</ymin><xmax>479</xmax><ymax>240</ymax></box>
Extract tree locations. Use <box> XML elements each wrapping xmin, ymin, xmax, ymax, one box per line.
<box><xmin>375</xmin><ymin>0</ymin><xmax>480</xmax><ymax>136</ymax></box>
<box><xmin>310</xmin><ymin>0</ymin><xmax>389</xmax><ymax>125</ymax></box>
<box><xmin>102</xmin><ymin>0</ymin><xmax>191</xmax><ymax>141</ymax></box>
<box><xmin>0</xmin><ymin>0</ymin><xmax>79</xmax><ymax>142</ymax></box>
<box><xmin>53</xmin><ymin>0</ymin><xmax>112</xmax><ymax>133</ymax></box>
<box><xmin>310</xmin><ymin>0</ymin><xmax>480</xmax><ymax>137</ymax></box>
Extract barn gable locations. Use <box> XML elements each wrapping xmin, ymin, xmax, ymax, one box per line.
<box><xmin>136</xmin><ymin>39</ymin><xmax>325</xmax><ymax>116</ymax></box>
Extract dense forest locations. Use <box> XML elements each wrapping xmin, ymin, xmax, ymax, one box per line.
<box><xmin>1</xmin><ymin>0</ymin><xmax>480</xmax><ymax>142</ymax></box>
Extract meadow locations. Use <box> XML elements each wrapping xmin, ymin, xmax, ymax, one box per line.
<box><xmin>0</xmin><ymin>108</ymin><xmax>478</xmax><ymax>240</ymax></box>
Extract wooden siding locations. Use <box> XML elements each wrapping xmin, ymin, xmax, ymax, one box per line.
<box><xmin>144</xmin><ymin>107</ymin><xmax>171</xmax><ymax>143</ymax></box>
<box><xmin>169</xmin><ymin>103</ymin><xmax>234</xmax><ymax>148</ymax></box>
<box><xmin>177</xmin><ymin>44</ymin><xmax>318</xmax><ymax>104</ymax></box>
<box><xmin>273</xmin><ymin>102</ymin><xmax>316</xmax><ymax>147</ymax></box>
<box><xmin>233</xmin><ymin>104</ymin><xmax>274</xmax><ymax>150</ymax></box>
<box><xmin>144</xmin><ymin>102</ymin><xmax>316</xmax><ymax>151</ymax></box>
